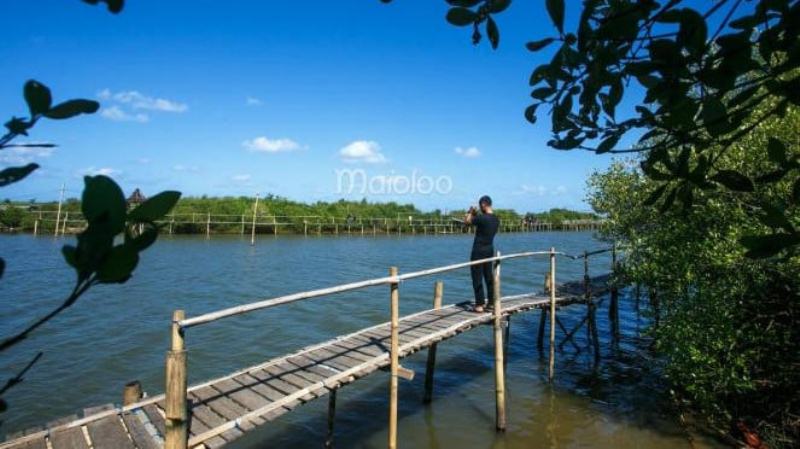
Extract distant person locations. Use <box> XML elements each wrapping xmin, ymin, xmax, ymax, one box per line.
<box><xmin>464</xmin><ymin>195</ymin><xmax>500</xmax><ymax>313</ymax></box>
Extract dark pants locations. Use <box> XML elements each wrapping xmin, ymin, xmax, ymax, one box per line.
<box><xmin>470</xmin><ymin>246</ymin><xmax>495</xmax><ymax>306</ymax></box>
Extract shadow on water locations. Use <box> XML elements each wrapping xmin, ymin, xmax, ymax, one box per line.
<box><xmin>228</xmin><ymin>289</ymin><xmax>723</xmax><ymax>449</ymax></box>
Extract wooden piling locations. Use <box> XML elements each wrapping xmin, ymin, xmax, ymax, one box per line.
<box><xmin>538</xmin><ymin>274</ymin><xmax>549</xmax><ymax>351</ymax></box>
<box><xmin>122</xmin><ymin>380</ymin><xmax>143</xmax><ymax>406</ymax></box>
<box><xmin>325</xmin><ymin>389</ymin><xmax>337</xmax><ymax>449</ymax></box>
<box><xmin>250</xmin><ymin>194</ymin><xmax>259</xmax><ymax>245</ymax></box>
<box><xmin>423</xmin><ymin>281</ymin><xmax>443</xmax><ymax>404</ymax></box>
<box><xmin>609</xmin><ymin>244</ymin><xmax>619</xmax><ymax>338</ymax></box>
<box><xmin>388</xmin><ymin>267</ymin><xmax>399</xmax><ymax>449</ymax></box>
<box><xmin>33</xmin><ymin>219</ymin><xmax>38</xmax><ymax>236</ymax></box>
<box><xmin>492</xmin><ymin>251</ymin><xmax>506</xmax><ymax>431</ymax></box>
<box><xmin>206</xmin><ymin>213</ymin><xmax>211</xmax><ymax>239</ymax></box>
<box><xmin>548</xmin><ymin>247</ymin><xmax>556</xmax><ymax>382</ymax></box>
<box><xmin>165</xmin><ymin>310</ymin><xmax>188</xmax><ymax>449</ymax></box>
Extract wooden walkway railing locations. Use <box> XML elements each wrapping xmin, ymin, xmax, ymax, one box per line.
<box><xmin>1</xmin><ymin>246</ymin><xmax>620</xmax><ymax>449</ymax></box>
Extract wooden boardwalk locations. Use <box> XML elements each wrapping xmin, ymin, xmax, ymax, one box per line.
<box><xmin>1</xmin><ymin>274</ymin><xmax>609</xmax><ymax>449</ymax></box>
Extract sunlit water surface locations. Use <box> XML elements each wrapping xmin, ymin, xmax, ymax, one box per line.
<box><xmin>0</xmin><ymin>232</ymin><xmax>723</xmax><ymax>448</ymax></box>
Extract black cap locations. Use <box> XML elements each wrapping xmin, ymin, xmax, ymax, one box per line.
<box><xmin>479</xmin><ymin>195</ymin><xmax>492</xmax><ymax>206</ymax></box>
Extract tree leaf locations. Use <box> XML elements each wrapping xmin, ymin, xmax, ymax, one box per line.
<box><xmin>82</xmin><ymin>175</ymin><xmax>127</xmax><ymax>235</ymax></box>
<box><xmin>767</xmin><ymin>137</ymin><xmax>786</xmax><ymax>164</ymax></box>
<box><xmin>740</xmin><ymin>233</ymin><xmax>800</xmax><ymax>258</ymax></box>
<box><xmin>711</xmin><ymin>170</ymin><xmax>754</xmax><ymax>192</ymax></box>
<box><xmin>486</xmin><ymin>16</ymin><xmax>500</xmax><ymax>49</ymax></box>
<box><xmin>488</xmin><ymin>0</ymin><xmax>511</xmax><ymax>13</ymax></box>
<box><xmin>524</xmin><ymin>104</ymin><xmax>538</xmax><ymax>124</ymax></box>
<box><xmin>127</xmin><ymin>191</ymin><xmax>181</xmax><ymax>222</ymax></box>
<box><xmin>526</xmin><ymin>38</ymin><xmax>555</xmax><ymax>52</ymax></box>
<box><xmin>81</xmin><ymin>0</ymin><xmax>124</xmax><ymax>13</ymax></box>
<box><xmin>597</xmin><ymin>134</ymin><xmax>620</xmax><ymax>154</ymax></box>
<box><xmin>644</xmin><ymin>184</ymin><xmax>668</xmax><ymax>206</ymax></box>
<box><xmin>23</xmin><ymin>80</ymin><xmax>52</xmax><ymax>116</ymax></box>
<box><xmin>446</xmin><ymin>7</ymin><xmax>478</xmax><ymax>26</ymax></box>
<box><xmin>44</xmin><ymin>100</ymin><xmax>100</xmax><ymax>120</ymax></box>
<box><xmin>794</xmin><ymin>177</ymin><xmax>800</xmax><ymax>204</ymax></box>
<box><xmin>0</xmin><ymin>163</ymin><xmax>39</xmax><ymax>187</ymax></box>
<box><xmin>445</xmin><ymin>0</ymin><xmax>482</xmax><ymax>6</ymax></box>
<box><xmin>659</xmin><ymin>186</ymin><xmax>678</xmax><ymax>213</ymax></box>
<box><xmin>545</xmin><ymin>0</ymin><xmax>565</xmax><ymax>34</ymax></box>
<box><xmin>95</xmin><ymin>244</ymin><xmax>139</xmax><ymax>283</ymax></box>
<box><xmin>126</xmin><ymin>226</ymin><xmax>158</xmax><ymax>251</ymax></box>
<box><xmin>0</xmin><ymin>257</ymin><xmax>4</xmax><ymax>280</ymax></box>
<box><xmin>758</xmin><ymin>205</ymin><xmax>795</xmax><ymax>233</ymax></box>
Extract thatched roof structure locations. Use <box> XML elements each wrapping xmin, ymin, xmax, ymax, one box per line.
<box><xmin>127</xmin><ymin>188</ymin><xmax>146</xmax><ymax>206</ymax></box>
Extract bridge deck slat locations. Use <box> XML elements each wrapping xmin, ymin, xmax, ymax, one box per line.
<box><xmin>49</xmin><ymin>427</ymin><xmax>88</xmax><ymax>449</ymax></box>
<box><xmin>120</xmin><ymin>412</ymin><xmax>158</xmax><ymax>449</ymax></box>
<box><xmin>85</xmin><ymin>415</ymin><xmax>135</xmax><ymax>449</ymax></box>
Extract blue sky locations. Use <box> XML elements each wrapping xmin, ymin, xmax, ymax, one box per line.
<box><xmin>1</xmin><ymin>0</ymin><xmax>627</xmax><ymax>212</ymax></box>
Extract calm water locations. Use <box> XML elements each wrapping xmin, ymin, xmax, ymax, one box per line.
<box><xmin>0</xmin><ymin>232</ymin><xmax>722</xmax><ymax>448</ymax></box>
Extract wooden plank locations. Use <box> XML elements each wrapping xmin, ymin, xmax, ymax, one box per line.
<box><xmin>187</xmin><ymin>392</ymin><xmax>242</xmax><ymax>445</ymax></box>
<box><xmin>229</xmin><ymin>376</ymin><xmax>292</xmax><ymax>420</ymax></box>
<box><xmin>263</xmin><ymin>364</ymin><xmax>326</xmax><ymax>398</ymax></box>
<box><xmin>141</xmin><ymin>405</ymin><xmax>166</xmax><ymax>438</ymax></box>
<box><xmin>251</xmin><ymin>367</ymin><xmax>314</xmax><ymax>402</ymax></box>
<box><xmin>193</xmin><ymin>386</ymin><xmax>262</xmax><ymax>429</ymax></box>
<box><xmin>83</xmin><ymin>403</ymin><xmax>115</xmax><ymax>417</ymax></box>
<box><xmin>213</xmin><ymin>377</ymin><xmax>272</xmax><ymax>414</ymax></box>
<box><xmin>47</xmin><ymin>415</ymin><xmax>79</xmax><ymax>429</ymax></box>
<box><xmin>49</xmin><ymin>426</ymin><xmax>89</xmax><ymax>449</ymax></box>
<box><xmin>121</xmin><ymin>412</ymin><xmax>158</xmax><ymax>449</ymax></box>
<box><xmin>85</xmin><ymin>415</ymin><xmax>135</xmax><ymax>449</ymax></box>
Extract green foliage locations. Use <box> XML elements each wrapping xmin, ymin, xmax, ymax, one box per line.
<box><xmin>0</xmin><ymin>207</ymin><xmax>25</xmax><ymax>229</ymax></box>
<box><xmin>434</xmin><ymin>0</ymin><xmax>800</xmax><ymax>256</ymax></box>
<box><xmin>587</xmin><ymin>104</ymin><xmax>800</xmax><ymax>447</ymax></box>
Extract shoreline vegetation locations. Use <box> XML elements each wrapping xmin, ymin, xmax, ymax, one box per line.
<box><xmin>0</xmin><ymin>196</ymin><xmax>603</xmax><ymax>235</ymax></box>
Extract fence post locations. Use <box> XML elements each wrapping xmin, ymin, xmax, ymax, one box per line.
<box><xmin>250</xmin><ymin>194</ymin><xmax>259</xmax><ymax>246</ymax></box>
<box><xmin>388</xmin><ymin>267</ymin><xmax>399</xmax><ymax>449</ymax></box>
<box><xmin>122</xmin><ymin>380</ymin><xmax>143</xmax><ymax>406</ymax></box>
<box><xmin>548</xmin><ymin>247</ymin><xmax>556</xmax><ymax>382</ymax></box>
<box><xmin>492</xmin><ymin>251</ymin><xmax>506</xmax><ymax>431</ymax></box>
<box><xmin>165</xmin><ymin>310</ymin><xmax>188</xmax><ymax>449</ymax></box>
<box><xmin>609</xmin><ymin>243</ymin><xmax>619</xmax><ymax>338</ymax></box>
<box><xmin>423</xmin><ymin>281</ymin><xmax>443</xmax><ymax>404</ymax></box>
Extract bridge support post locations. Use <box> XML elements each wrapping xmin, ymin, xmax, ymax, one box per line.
<box><xmin>537</xmin><ymin>274</ymin><xmax>550</xmax><ymax>352</ymax></box>
<box><xmin>325</xmin><ymin>389</ymin><xmax>337</xmax><ymax>449</ymax></box>
<box><xmin>165</xmin><ymin>310</ymin><xmax>188</xmax><ymax>449</ymax></box>
<box><xmin>584</xmin><ymin>252</ymin><xmax>600</xmax><ymax>364</ymax></box>
<box><xmin>492</xmin><ymin>251</ymin><xmax>506</xmax><ymax>432</ymax></box>
<box><xmin>548</xmin><ymin>247</ymin><xmax>556</xmax><ymax>383</ymax></box>
<box><xmin>123</xmin><ymin>380</ymin><xmax>143</xmax><ymax>406</ymax></box>
<box><xmin>423</xmin><ymin>281</ymin><xmax>443</xmax><ymax>404</ymax></box>
<box><xmin>609</xmin><ymin>244</ymin><xmax>620</xmax><ymax>339</ymax></box>
<box><xmin>388</xmin><ymin>267</ymin><xmax>400</xmax><ymax>449</ymax></box>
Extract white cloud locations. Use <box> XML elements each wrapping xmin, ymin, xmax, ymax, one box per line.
<box><xmin>99</xmin><ymin>89</ymin><xmax>187</xmax><ymax>112</ymax></box>
<box><xmin>81</xmin><ymin>167</ymin><xmax>120</xmax><ymax>177</ymax></box>
<box><xmin>513</xmin><ymin>184</ymin><xmax>569</xmax><ymax>196</ymax></box>
<box><xmin>137</xmin><ymin>158</ymin><xmax>151</xmax><ymax>164</ymax></box>
<box><xmin>173</xmin><ymin>164</ymin><xmax>199</xmax><ymax>172</ymax></box>
<box><xmin>232</xmin><ymin>174</ymin><xmax>251</xmax><ymax>182</ymax></box>
<box><xmin>454</xmin><ymin>146</ymin><xmax>481</xmax><ymax>158</ymax></box>
<box><xmin>0</xmin><ymin>146</ymin><xmax>54</xmax><ymax>164</ymax></box>
<box><xmin>245</xmin><ymin>96</ymin><xmax>263</xmax><ymax>106</ymax></box>
<box><xmin>101</xmin><ymin>105</ymin><xmax>149</xmax><ymax>123</ymax></box>
<box><xmin>243</xmin><ymin>136</ymin><xmax>302</xmax><ymax>153</ymax></box>
<box><xmin>339</xmin><ymin>140</ymin><xmax>387</xmax><ymax>164</ymax></box>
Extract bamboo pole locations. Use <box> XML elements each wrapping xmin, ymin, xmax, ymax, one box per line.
<box><xmin>548</xmin><ymin>247</ymin><xmax>556</xmax><ymax>382</ymax></box>
<box><xmin>492</xmin><ymin>251</ymin><xmax>506</xmax><ymax>431</ymax></box>
<box><xmin>325</xmin><ymin>389</ymin><xmax>337</xmax><ymax>449</ymax></box>
<box><xmin>250</xmin><ymin>194</ymin><xmax>259</xmax><ymax>246</ymax></box>
<box><xmin>423</xmin><ymin>281</ymin><xmax>443</xmax><ymax>404</ymax></box>
<box><xmin>33</xmin><ymin>219</ymin><xmax>38</xmax><ymax>236</ymax></box>
<box><xmin>206</xmin><ymin>213</ymin><xmax>211</xmax><ymax>239</ymax></box>
<box><xmin>123</xmin><ymin>381</ymin><xmax>143</xmax><ymax>406</ymax></box>
<box><xmin>62</xmin><ymin>212</ymin><xmax>68</xmax><ymax>235</ymax></box>
<box><xmin>165</xmin><ymin>310</ymin><xmax>188</xmax><ymax>449</ymax></box>
<box><xmin>609</xmin><ymin>243</ymin><xmax>619</xmax><ymax>338</ymax></box>
<box><xmin>54</xmin><ymin>183</ymin><xmax>64</xmax><ymax>237</ymax></box>
<box><xmin>388</xmin><ymin>267</ymin><xmax>399</xmax><ymax>449</ymax></box>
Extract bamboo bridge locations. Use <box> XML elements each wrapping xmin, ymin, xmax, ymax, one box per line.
<box><xmin>1</xmin><ymin>247</ymin><xmax>622</xmax><ymax>449</ymax></box>
<box><xmin>13</xmin><ymin>210</ymin><xmax>604</xmax><ymax>237</ymax></box>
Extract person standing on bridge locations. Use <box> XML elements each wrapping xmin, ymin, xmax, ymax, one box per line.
<box><xmin>464</xmin><ymin>195</ymin><xmax>500</xmax><ymax>313</ymax></box>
